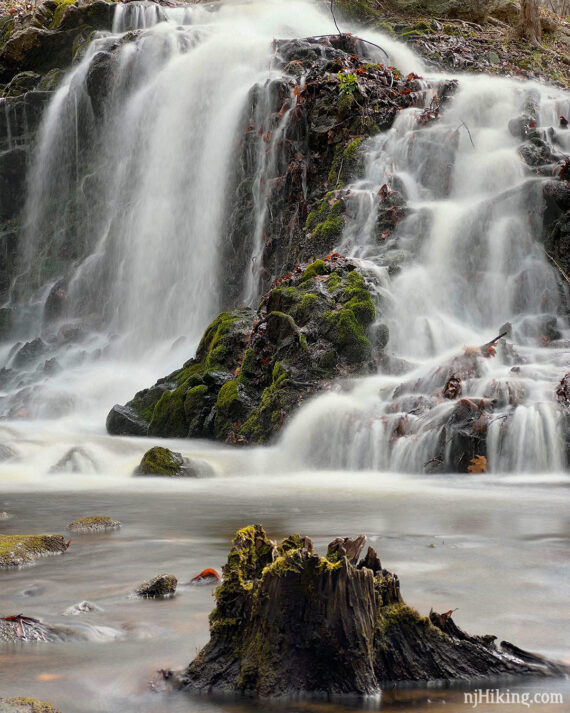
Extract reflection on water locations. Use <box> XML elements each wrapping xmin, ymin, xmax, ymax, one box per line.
<box><xmin>0</xmin><ymin>471</ymin><xmax>568</xmax><ymax>712</ymax></box>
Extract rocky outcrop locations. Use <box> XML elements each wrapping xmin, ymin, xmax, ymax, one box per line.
<box><xmin>221</xmin><ymin>35</ymin><xmax>454</xmax><ymax>304</ymax></box>
<box><xmin>0</xmin><ymin>533</ymin><xmax>67</xmax><ymax>567</ymax></box>
<box><xmin>0</xmin><ymin>0</ymin><xmax>116</xmax><ymax>86</ymax></box>
<box><xmin>108</xmin><ymin>257</ymin><xmax>383</xmax><ymax>444</ymax></box>
<box><xmin>162</xmin><ymin>525</ymin><xmax>566</xmax><ymax>697</ymax></box>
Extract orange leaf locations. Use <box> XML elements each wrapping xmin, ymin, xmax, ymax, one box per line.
<box><xmin>467</xmin><ymin>455</ymin><xmax>488</xmax><ymax>474</ymax></box>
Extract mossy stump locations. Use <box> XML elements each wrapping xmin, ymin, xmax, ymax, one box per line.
<box><xmin>163</xmin><ymin>526</ymin><xmax>566</xmax><ymax>697</ymax></box>
<box><xmin>0</xmin><ymin>534</ymin><xmax>67</xmax><ymax>568</ymax></box>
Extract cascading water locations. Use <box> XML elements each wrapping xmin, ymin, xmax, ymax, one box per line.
<box><xmin>1</xmin><ymin>2</ymin><xmax>569</xmax><ymax>710</ymax></box>
<box><xmin>0</xmin><ymin>0</ymin><xmax>420</xmax><ymax>426</ymax></box>
<box><xmin>280</xmin><ymin>76</ymin><xmax>569</xmax><ymax>474</ymax></box>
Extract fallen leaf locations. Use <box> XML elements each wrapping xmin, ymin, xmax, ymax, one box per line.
<box><xmin>467</xmin><ymin>455</ymin><xmax>488</xmax><ymax>474</ymax></box>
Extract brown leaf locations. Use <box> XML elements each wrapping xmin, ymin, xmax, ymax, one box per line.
<box><xmin>467</xmin><ymin>455</ymin><xmax>488</xmax><ymax>474</ymax></box>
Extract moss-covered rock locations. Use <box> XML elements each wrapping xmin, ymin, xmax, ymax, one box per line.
<box><xmin>67</xmin><ymin>515</ymin><xmax>121</xmax><ymax>533</ymax></box>
<box><xmin>134</xmin><ymin>446</ymin><xmax>193</xmax><ymax>477</ymax></box>
<box><xmin>108</xmin><ymin>258</ymin><xmax>380</xmax><ymax>445</ymax></box>
<box><xmin>135</xmin><ymin>573</ymin><xmax>177</xmax><ymax>599</ymax></box>
<box><xmin>0</xmin><ymin>534</ymin><xmax>67</xmax><ymax>567</ymax></box>
<box><xmin>0</xmin><ymin>698</ymin><xmax>61</xmax><ymax>713</ymax></box>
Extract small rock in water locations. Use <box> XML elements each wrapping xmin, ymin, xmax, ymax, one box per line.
<box><xmin>49</xmin><ymin>446</ymin><xmax>99</xmax><ymax>474</ymax></box>
<box><xmin>0</xmin><ymin>697</ymin><xmax>61</xmax><ymax>713</ymax></box>
<box><xmin>135</xmin><ymin>574</ymin><xmax>177</xmax><ymax>599</ymax></box>
<box><xmin>189</xmin><ymin>568</ymin><xmax>222</xmax><ymax>585</ymax></box>
<box><xmin>0</xmin><ymin>511</ymin><xmax>8</xmax><ymax>519</ymax></box>
<box><xmin>63</xmin><ymin>600</ymin><xmax>103</xmax><ymax>616</ymax></box>
<box><xmin>20</xmin><ymin>583</ymin><xmax>46</xmax><ymax>597</ymax></box>
<box><xmin>0</xmin><ymin>534</ymin><xmax>68</xmax><ymax>568</ymax></box>
<box><xmin>67</xmin><ymin>516</ymin><xmax>121</xmax><ymax>534</ymax></box>
<box><xmin>134</xmin><ymin>446</ymin><xmax>210</xmax><ymax>477</ymax></box>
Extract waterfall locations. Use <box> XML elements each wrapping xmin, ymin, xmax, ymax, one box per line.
<box><xmin>0</xmin><ymin>0</ymin><xmax>567</xmax><ymax>474</ymax></box>
<box><xmin>279</xmin><ymin>76</ymin><xmax>569</xmax><ymax>474</ymax></box>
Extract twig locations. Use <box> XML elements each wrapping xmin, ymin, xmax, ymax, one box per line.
<box><xmin>302</xmin><ymin>33</ymin><xmax>390</xmax><ymax>61</ymax></box>
<box><xmin>542</xmin><ymin>246</ymin><xmax>570</xmax><ymax>284</ymax></box>
<box><xmin>330</xmin><ymin>0</ymin><xmax>341</xmax><ymax>36</ymax></box>
<box><xmin>459</xmin><ymin>120</ymin><xmax>475</xmax><ymax>148</ymax></box>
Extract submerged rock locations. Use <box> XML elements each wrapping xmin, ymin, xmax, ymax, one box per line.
<box><xmin>163</xmin><ymin>525</ymin><xmax>567</xmax><ymax>697</ymax></box>
<box><xmin>0</xmin><ymin>534</ymin><xmax>67</xmax><ymax>567</ymax></box>
<box><xmin>0</xmin><ymin>697</ymin><xmax>61</xmax><ymax>713</ymax></box>
<box><xmin>108</xmin><ymin>258</ymin><xmax>379</xmax><ymax>444</ymax></box>
<box><xmin>135</xmin><ymin>574</ymin><xmax>177</xmax><ymax>599</ymax></box>
<box><xmin>62</xmin><ymin>600</ymin><xmax>103</xmax><ymax>616</ymax></box>
<box><xmin>67</xmin><ymin>516</ymin><xmax>121</xmax><ymax>533</ymax></box>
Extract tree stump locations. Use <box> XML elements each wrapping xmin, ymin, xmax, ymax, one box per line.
<box><xmin>162</xmin><ymin>525</ymin><xmax>566</xmax><ymax>697</ymax></box>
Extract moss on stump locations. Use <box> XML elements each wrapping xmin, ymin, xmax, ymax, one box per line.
<box><xmin>162</xmin><ymin>526</ymin><xmax>567</xmax><ymax>697</ymax></box>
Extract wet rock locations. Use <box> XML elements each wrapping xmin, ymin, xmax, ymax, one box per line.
<box><xmin>62</xmin><ymin>600</ymin><xmax>103</xmax><ymax>615</ymax></box>
<box><xmin>0</xmin><ymin>443</ymin><xmax>16</xmax><ymax>461</ymax></box>
<box><xmin>135</xmin><ymin>573</ymin><xmax>177</xmax><ymax>599</ymax></box>
<box><xmin>110</xmin><ymin>258</ymin><xmax>379</xmax><ymax>444</ymax></box>
<box><xmin>67</xmin><ymin>516</ymin><xmax>121</xmax><ymax>533</ymax></box>
<box><xmin>163</xmin><ymin>525</ymin><xmax>566</xmax><ymax>697</ymax></box>
<box><xmin>0</xmin><ymin>697</ymin><xmax>61</xmax><ymax>713</ymax></box>
<box><xmin>106</xmin><ymin>404</ymin><xmax>149</xmax><ymax>436</ymax></box>
<box><xmin>11</xmin><ymin>338</ymin><xmax>47</xmax><ymax>369</ymax></box>
<box><xmin>0</xmin><ymin>534</ymin><xmax>68</xmax><ymax>567</ymax></box>
<box><xmin>49</xmin><ymin>446</ymin><xmax>98</xmax><ymax>473</ymax></box>
<box><xmin>134</xmin><ymin>446</ymin><xmax>189</xmax><ymax>477</ymax></box>
<box><xmin>0</xmin><ymin>147</ymin><xmax>27</xmax><ymax>222</ymax></box>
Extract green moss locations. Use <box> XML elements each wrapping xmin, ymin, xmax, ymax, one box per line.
<box><xmin>322</xmin><ymin>308</ymin><xmax>372</xmax><ymax>363</ymax></box>
<box><xmin>136</xmin><ymin>446</ymin><xmax>184</xmax><ymax>476</ymax></box>
<box><xmin>195</xmin><ymin>311</ymin><xmax>241</xmax><ymax>369</ymax></box>
<box><xmin>377</xmin><ymin>603</ymin><xmax>436</xmax><ymax>638</ymax></box>
<box><xmin>51</xmin><ymin>0</ymin><xmax>76</xmax><ymax>28</ymax></box>
<box><xmin>239</xmin><ymin>348</ymin><xmax>257</xmax><ymax>381</ymax></box>
<box><xmin>271</xmin><ymin>361</ymin><xmax>286</xmax><ymax>383</ymax></box>
<box><xmin>148</xmin><ymin>386</ymin><xmax>188</xmax><ymax>438</ymax></box>
<box><xmin>184</xmin><ymin>384</ymin><xmax>208</xmax><ymax>414</ymax></box>
<box><xmin>327</xmin><ymin>272</ymin><xmax>341</xmax><ymax>291</ymax></box>
<box><xmin>0</xmin><ymin>534</ymin><xmax>67</xmax><ymax>568</ymax></box>
<box><xmin>240</xmin><ymin>377</ymin><xmax>293</xmax><ymax>444</ymax></box>
<box><xmin>302</xmin><ymin>259</ymin><xmax>327</xmax><ymax>280</ymax></box>
<box><xmin>328</xmin><ymin>137</ymin><xmax>364</xmax><ymax>186</ymax></box>
<box><xmin>313</xmin><ymin>215</ymin><xmax>344</xmax><ymax>243</ymax></box>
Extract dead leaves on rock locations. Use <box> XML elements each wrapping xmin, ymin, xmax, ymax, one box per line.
<box><xmin>467</xmin><ymin>455</ymin><xmax>488</xmax><ymax>474</ymax></box>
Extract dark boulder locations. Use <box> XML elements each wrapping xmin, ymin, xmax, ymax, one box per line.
<box><xmin>106</xmin><ymin>404</ymin><xmax>148</xmax><ymax>436</ymax></box>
